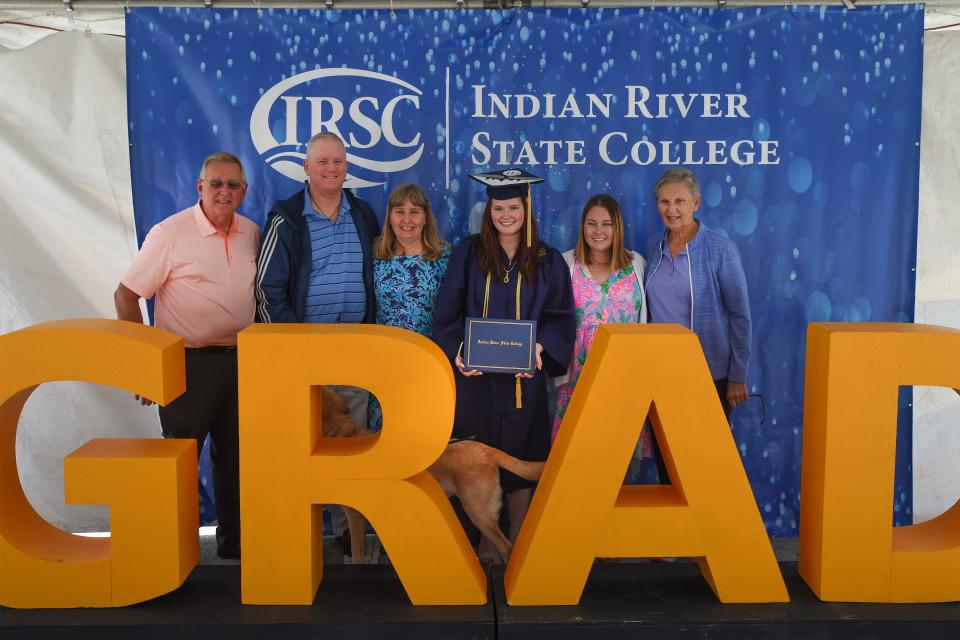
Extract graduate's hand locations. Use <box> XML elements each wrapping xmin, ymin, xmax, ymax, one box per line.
<box><xmin>455</xmin><ymin>353</ymin><xmax>483</xmax><ymax>377</ymax></box>
<box><xmin>515</xmin><ymin>344</ymin><xmax>544</xmax><ymax>379</ymax></box>
<box><xmin>133</xmin><ymin>394</ymin><xmax>154</xmax><ymax>406</ymax></box>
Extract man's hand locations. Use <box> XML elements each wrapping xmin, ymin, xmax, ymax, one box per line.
<box><xmin>114</xmin><ymin>283</ymin><xmax>144</xmax><ymax>324</ymax></box>
<box><xmin>114</xmin><ymin>283</ymin><xmax>153</xmax><ymax>405</ymax></box>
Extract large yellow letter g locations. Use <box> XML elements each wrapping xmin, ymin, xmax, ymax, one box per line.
<box><xmin>0</xmin><ymin>319</ymin><xmax>198</xmax><ymax>608</ymax></box>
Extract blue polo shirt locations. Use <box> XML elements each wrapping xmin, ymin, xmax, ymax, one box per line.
<box><xmin>302</xmin><ymin>189</ymin><xmax>366</xmax><ymax>323</ymax></box>
<box><xmin>647</xmin><ymin>243</ymin><xmax>692</xmax><ymax>329</ymax></box>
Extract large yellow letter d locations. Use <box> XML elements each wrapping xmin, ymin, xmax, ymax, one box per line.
<box><xmin>800</xmin><ymin>323</ymin><xmax>960</xmax><ymax>602</ymax></box>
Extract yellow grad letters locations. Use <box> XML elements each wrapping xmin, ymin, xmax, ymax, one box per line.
<box><xmin>1</xmin><ymin>320</ymin><xmax>956</xmax><ymax>608</ymax></box>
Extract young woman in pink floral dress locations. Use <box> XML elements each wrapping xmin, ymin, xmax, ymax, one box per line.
<box><xmin>552</xmin><ymin>194</ymin><xmax>653</xmax><ymax>465</ymax></box>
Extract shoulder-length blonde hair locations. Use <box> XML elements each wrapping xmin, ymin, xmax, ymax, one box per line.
<box><xmin>573</xmin><ymin>194</ymin><xmax>632</xmax><ymax>271</ymax></box>
<box><xmin>374</xmin><ymin>183</ymin><xmax>448</xmax><ymax>261</ymax></box>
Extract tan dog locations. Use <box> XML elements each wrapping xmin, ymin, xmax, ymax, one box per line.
<box><xmin>320</xmin><ymin>386</ymin><xmax>543</xmax><ymax>563</ymax></box>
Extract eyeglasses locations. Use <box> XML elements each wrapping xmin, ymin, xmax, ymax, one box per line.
<box><xmin>746</xmin><ymin>393</ymin><xmax>766</xmax><ymax>425</ymax></box>
<box><xmin>203</xmin><ymin>179</ymin><xmax>245</xmax><ymax>190</ymax></box>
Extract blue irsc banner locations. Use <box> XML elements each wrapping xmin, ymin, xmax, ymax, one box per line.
<box><xmin>126</xmin><ymin>6</ymin><xmax>924</xmax><ymax>536</ymax></box>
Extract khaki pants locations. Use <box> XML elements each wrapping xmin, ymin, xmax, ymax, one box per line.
<box><xmin>327</xmin><ymin>385</ymin><xmax>369</xmax><ymax>536</ymax></box>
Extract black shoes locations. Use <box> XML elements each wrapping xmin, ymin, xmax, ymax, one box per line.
<box><xmin>217</xmin><ymin>541</ymin><xmax>241</xmax><ymax>560</ymax></box>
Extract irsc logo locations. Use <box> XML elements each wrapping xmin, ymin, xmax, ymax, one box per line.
<box><xmin>250</xmin><ymin>68</ymin><xmax>424</xmax><ymax>188</ymax></box>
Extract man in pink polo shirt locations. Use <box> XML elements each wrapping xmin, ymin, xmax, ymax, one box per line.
<box><xmin>114</xmin><ymin>151</ymin><xmax>259</xmax><ymax>560</ymax></box>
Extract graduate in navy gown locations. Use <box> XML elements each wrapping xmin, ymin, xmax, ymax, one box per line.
<box><xmin>432</xmin><ymin>169</ymin><xmax>575</xmax><ymax>547</ymax></box>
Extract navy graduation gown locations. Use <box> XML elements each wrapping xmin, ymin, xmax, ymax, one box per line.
<box><xmin>432</xmin><ymin>235</ymin><xmax>575</xmax><ymax>492</ymax></box>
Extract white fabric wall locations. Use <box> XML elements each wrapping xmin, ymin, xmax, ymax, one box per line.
<box><xmin>914</xmin><ymin>31</ymin><xmax>960</xmax><ymax>524</ymax></box>
<box><xmin>0</xmin><ymin>27</ymin><xmax>957</xmax><ymax>532</ymax></box>
<box><xmin>0</xmin><ymin>32</ymin><xmax>160</xmax><ymax>531</ymax></box>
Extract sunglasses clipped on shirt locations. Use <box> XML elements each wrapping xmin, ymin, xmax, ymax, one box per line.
<box><xmin>203</xmin><ymin>179</ymin><xmax>245</xmax><ymax>191</ymax></box>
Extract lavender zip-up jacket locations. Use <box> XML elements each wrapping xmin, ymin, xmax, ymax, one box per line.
<box><xmin>643</xmin><ymin>219</ymin><xmax>751</xmax><ymax>383</ymax></box>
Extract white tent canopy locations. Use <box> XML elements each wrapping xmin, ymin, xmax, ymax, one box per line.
<box><xmin>1</xmin><ymin>0</ymin><xmax>959</xmax><ymax>50</ymax></box>
<box><xmin>1</xmin><ymin>2</ymin><xmax>957</xmax><ymax>533</ymax></box>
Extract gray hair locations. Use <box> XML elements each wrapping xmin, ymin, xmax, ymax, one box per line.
<box><xmin>306</xmin><ymin>131</ymin><xmax>346</xmax><ymax>154</ymax></box>
<box><xmin>653</xmin><ymin>167</ymin><xmax>700</xmax><ymax>200</ymax></box>
<box><xmin>198</xmin><ymin>151</ymin><xmax>247</xmax><ymax>184</ymax></box>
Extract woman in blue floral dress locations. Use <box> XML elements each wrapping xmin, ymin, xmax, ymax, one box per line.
<box><xmin>368</xmin><ymin>183</ymin><xmax>451</xmax><ymax>431</ymax></box>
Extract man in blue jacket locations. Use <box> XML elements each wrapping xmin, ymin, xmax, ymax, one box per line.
<box><xmin>256</xmin><ymin>131</ymin><xmax>380</xmax><ymax>328</ymax></box>
<box><xmin>255</xmin><ymin>132</ymin><xmax>380</xmax><ymax>552</ymax></box>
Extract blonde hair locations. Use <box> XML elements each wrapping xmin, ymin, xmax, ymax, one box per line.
<box><xmin>374</xmin><ymin>184</ymin><xmax>448</xmax><ymax>261</ymax></box>
<box><xmin>574</xmin><ymin>194</ymin><xmax>632</xmax><ymax>271</ymax></box>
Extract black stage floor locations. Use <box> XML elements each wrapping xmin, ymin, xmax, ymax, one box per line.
<box><xmin>492</xmin><ymin>563</ymin><xmax>960</xmax><ymax>639</ymax></box>
<box><xmin>2</xmin><ymin>562</ymin><xmax>957</xmax><ymax>640</ymax></box>
<box><xmin>0</xmin><ymin>564</ymin><xmax>494</xmax><ymax>640</ymax></box>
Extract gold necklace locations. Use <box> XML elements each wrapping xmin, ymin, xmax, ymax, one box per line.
<box><xmin>503</xmin><ymin>259</ymin><xmax>518</xmax><ymax>284</ymax></box>
<box><xmin>309</xmin><ymin>193</ymin><xmax>341</xmax><ymax>220</ymax></box>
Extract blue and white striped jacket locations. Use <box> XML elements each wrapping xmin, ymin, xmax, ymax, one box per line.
<box><xmin>255</xmin><ymin>187</ymin><xmax>380</xmax><ymax>323</ymax></box>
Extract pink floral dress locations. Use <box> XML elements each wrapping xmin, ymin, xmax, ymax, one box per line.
<box><xmin>552</xmin><ymin>260</ymin><xmax>652</xmax><ymax>459</ymax></box>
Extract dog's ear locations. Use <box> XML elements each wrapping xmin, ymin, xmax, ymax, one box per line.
<box><xmin>320</xmin><ymin>386</ymin><xmax>350</xmax><ymax>417</ymax></box>
<box><xmin>323</xmin><ymin>415</ymin><xmax>371</xmax><ymax>438</ymax></box>
<box><xmin>322</xmin><ymin>415</ymin><xmax>353</xmax><ymax>438</ymax></box>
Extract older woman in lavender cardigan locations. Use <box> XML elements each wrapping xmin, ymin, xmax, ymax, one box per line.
<box><xmin>643</xmin><ymin>167</ymin><xmax>752</xmax><ymax>419</ymax></box>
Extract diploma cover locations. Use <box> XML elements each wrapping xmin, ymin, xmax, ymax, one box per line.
<box><xmin>464</xmin><ymin>317</ymin><xmax>538</xmax><ymax>375</ymax></box>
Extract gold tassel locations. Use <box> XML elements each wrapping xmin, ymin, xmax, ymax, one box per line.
<box><xmin>515</xmin><ymin>272</ymin><xmax>523</xmax><ymax>408</ymax></box>
<box><xmin>526</xmin><ymin>184</ymin><xmax>532</xmax><ymax>247</ymax></box>
<box><xmin>483</xmin><ymin>272</ymin><xmax>491</xmax><ymax>318</ymax></box>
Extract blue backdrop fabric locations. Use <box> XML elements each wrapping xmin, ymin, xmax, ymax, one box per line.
<box><xmin>126</xmin><ymin>6</ymin><xmax>922</xmax><ymax>536</ymax></box>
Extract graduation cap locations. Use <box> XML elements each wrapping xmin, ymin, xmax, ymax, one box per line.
<box><xmin>469</xmin><ymin>168</ymin><xmax>545</xmax><ymax>247</ymax></box>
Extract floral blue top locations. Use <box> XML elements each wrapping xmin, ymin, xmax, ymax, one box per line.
<box><xmin>374</xmin><ymin>244</ymin><xmax>452</xmax><ymax>335</ymax></box>
<box><xmin>368</xmin><ymin>244</ymin><xmax>451</xmax><ymax>431</ymax></box>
